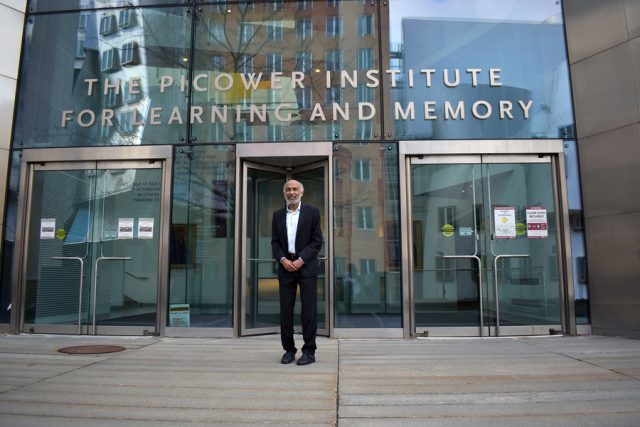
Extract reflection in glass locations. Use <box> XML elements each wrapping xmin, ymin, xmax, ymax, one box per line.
<box><xmin>170</xmin><ymin>146</ymin><xmax>235</xmax><ymax>327</ymax></box>
<box><xmin>334</xmin><ymin>144</ymin><xmax>401</xmax><ymax>327</ymax></box>
<box><xmin>192</xmin><ymin>1</ymin><xmax>382</xmax><ymax>142</ymax></box>
<box><xmin>15</xmin><ymin>6</ymin><xmax>191</xmax><ymax>148</ymax></box>
<box><xmin>386</xmin><ymin>0</ymin><xmax>574</xmax><ymax>140</ymax></box>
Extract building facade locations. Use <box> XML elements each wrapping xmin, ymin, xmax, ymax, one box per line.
<box><xmin>0</xmin><ymin>0</ymin><xmax>632</xmax><ymax>339</ymax></box>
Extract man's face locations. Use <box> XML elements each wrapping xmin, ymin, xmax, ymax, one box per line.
<box><xmin>284</xmin><ymin>181</ymin><xmax>303</xmax><ymax>206</ymax></box>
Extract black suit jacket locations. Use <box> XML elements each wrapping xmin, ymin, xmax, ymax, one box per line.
<box><xmin>271</xmin><ymin>203</ymin><xmax>324</xmax><ymax>279</ymax></box>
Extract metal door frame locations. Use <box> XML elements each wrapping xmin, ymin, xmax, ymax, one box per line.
<box><xmin>10</xmin><ymin>146</ymin><xmax>173</xmax><ymax>336</ymax></box>
<box><xmin>234</xmin><ymin>142</ymin><xmax>333</xmax><ymax>338</ymax></box>
<box><xmin>399</xmin><ymin>139</ymin><xmax>575</xmax><ymax>338</ymax></box>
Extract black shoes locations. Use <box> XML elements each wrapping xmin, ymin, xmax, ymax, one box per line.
<box><xmin>296</xmin><ymin>353</ymin><xmax>315</xmax><ymax>366</ymax></box>
<box><xmin>281</xmin><ymin>352</ymin><xmax>295</xmax><ymax>364</ymax></box>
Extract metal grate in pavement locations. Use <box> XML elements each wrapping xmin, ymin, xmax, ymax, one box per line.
<box><xmin>57</xmin><ymin>345</ymin><xmax>126</xmax><ymax>354</ymax></box>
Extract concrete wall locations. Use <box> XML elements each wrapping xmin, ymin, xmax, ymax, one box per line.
<box><xmin>0</xmin><ymin>0</ymin><xmax>25</xmax><ymax>259</ymax></box>
<box><xmin>564</xmin><ymin>0</ymin><xmax>640</xmax><ymax>338</ymax></box>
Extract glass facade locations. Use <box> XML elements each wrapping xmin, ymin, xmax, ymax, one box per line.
<box><xmin>1</xmin><ymin>0</ymin><xmax>583</xmax><ymax>335</ymax></box>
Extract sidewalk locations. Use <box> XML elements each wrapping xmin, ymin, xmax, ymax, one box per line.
<box><xmin>0</xmin><ymin>334</ymin><xmax>639</xmax><ymax>426</ymax></box>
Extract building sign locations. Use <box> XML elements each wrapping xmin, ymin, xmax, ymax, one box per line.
<box><xmin>494</xmin><ymin>207</ymin><xmax>516</xmax><ymax>239</ymax></box>
<box><xmin>59</xmin><ymin>68</ymin><xmax>532</xmax><ymax>129</ymax></box>
<box><xmin>526</xmin><ymin>206</ymin><xmax>548</xmax><ymax>238</ymax></box>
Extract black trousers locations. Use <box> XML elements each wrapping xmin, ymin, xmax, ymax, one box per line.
<box><xmin>279</xmin><ymin>270</ymin><xmax>317</xmax><ymax>355</ymax></box>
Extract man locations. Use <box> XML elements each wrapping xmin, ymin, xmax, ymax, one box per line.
<box><xmin>271</xmin><ymin>179</ymin><xmax>323</xmax><ymax>366</ymax></box>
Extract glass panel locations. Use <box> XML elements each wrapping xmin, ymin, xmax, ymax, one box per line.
<box><xmin>292</xmin><ymin>166</ymin><xmax>327</xmax><ymax>330</ymax></box>
<box><xmin>28</xmin><ymin>0</ymin><xmax>181</xmax><ymax>13</ymax></box>
<box><xmin>0</xmin><ymin>151</ymin><xmax>21</xmax><ymax>324</ymax></box>
<box><xmin>244</xmin><ymin>168</ymin><xmax>285</xmax><ymax>329</ymax></box>
<box><xmin>484</xmin><ymin>162</ymin><xmax>561</xmax><ymax>327</ymax></box>
<box><xmin>93</xmin><ymin>167</ymin><xmax>161</xmax><ymax>327</ymax></box>
<box><xmin>170</xmin><ymin>146</ymin><xmax>235</xmax><ymax>327</ymax></box>
<box><xmin>385</xmin><ymin>0</ymin><xmax>574</xmax><ymax>140</ymax></box>
<box><xmin>192</xmin><ymin>1</ymin><xmax>382</xmax><ymax>143</ymax></box>
<box><xmin>334</xmin><ymin>143</ymin><xmax>401</xmax><ymax>327</ymax></box>
<box><xmin>24</xmin><ymin>169</ymin><xmax>95</xmax><ymax>327</ymax></box>
<box><xmin>14</xmin><ymin>7</ymin><xmax>191</xmax><ymax>148</ymax></box>
<box><xmin>411</xmin><ymin>163</ymin><xmax>485</xmax><ymax>328</ymax></box>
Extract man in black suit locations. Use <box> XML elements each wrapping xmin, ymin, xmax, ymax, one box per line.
<box><xmin>272</xmin><ymin>179</ymin><xmax>323</xmax><ymax>366</ymax></box>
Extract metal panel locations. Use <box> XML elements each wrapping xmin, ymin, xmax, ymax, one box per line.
<box><xmin>416</xmin><ymin>327</ymin><xmax>489</xmax><ymax>338</ymax></box>
<box><xmin>411</xmin><ymin>155</ymin><xmax>481</xmax><ymax>165</ymax></box>
<box><xmin>499</xmin><ymin>325</ymin><xmax>563</xmax><ymax>336</ymax></box>
<box><xmin>0</xmin><ymin>5</ymin><xmax>23</xmax><ymax>79</ymax></box>
<box><xmin>22</xmin><ymin>146</ymin><xmax>173</xmax><ymax>163</ymax></box>
<box><xmin>564</xmin><ymin>0</ymin><xmax>628</xmax><ymax>63</ymax></box>
<box><xmin>165</xmin><ymin>327</ymin><xmax>234</xmax><ymax>338</ymax></box>
<box><xmin>579</xmin><ymin>124</ymin><xmax>640</xmax><ymax>218</ymax></box>
<box><xmin>332</xmin><ymin>328</ymin><xmax>404</xmax><ymax>339</ymax></box>
<box><xmin>0</xmin><ymin>1</ymin><xmax>27</xmax><ymax>13</ymax></box>
<box><xmin>625</xmin><ymin>0</ymin><xmax>640</xmax><ymax>39</ymax></box>
<box><xmin>0</xmin><ymin>76</ymin><xmax>16</xmax><ymax>150</ymax></box>
<box><xmin>570</xmin><ymin>43</ymin><xmax>639</xmax><ymax>139</ymax></box>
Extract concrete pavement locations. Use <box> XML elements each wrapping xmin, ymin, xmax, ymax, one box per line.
<box><xmin>0</xmin><ymin>334</ymin><xmax>639</xmax><ymax>426</ymax></box>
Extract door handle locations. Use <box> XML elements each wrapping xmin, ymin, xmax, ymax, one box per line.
<box><xmin>493</xmin><ymin>254</ymin><xmax>529</xmax><ymax>336</ymax></box>
<box><xmin>52</xmin><ymin>257</ymin><xmax>85</xmax><ymax>334</ymax></box>
<box><xmin>92</xmin><ymin>256</ymin><xmax>132</xmax><ymax>335</ymax></box>
<box><xmin>442</xmin><ymin>255</ymin><xmax>484</xmax><ymax>337</ymax></box>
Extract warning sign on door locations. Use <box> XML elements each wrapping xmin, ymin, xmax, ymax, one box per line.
<box><xmin>494</xmin><ymin>207</ymin><xmax>516</xmax><ymax>239</ymax></box>
<box><xmin>526</xmin><ymin>206</ymin><xmax>548</xmax><ymax>238</ymax></box>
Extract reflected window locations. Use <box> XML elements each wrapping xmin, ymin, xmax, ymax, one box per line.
<box><xmin>99</xmin><ymin>15</ymin><xmax>116</xmax><ymax>36</ymax></box>
<box><xmin>239</xmin><ymin>23</ymin><xmax>254</xmax><ymax>44</ymax></box>
<box><xmin>78</xmin><ymin>13</ymin><xmax>88</xmax><ymax>30</ymax></box>
<box><xmin>269</xmin><ymin>0</ymin><xmax>284</xmax><ymax>11</ymax></box>
<box><xmin>297</xmin><ymin>18</ymin><xmax>312</xmax><ymax>40</ymax></box>
<box><xmin>298</xmin><ymin>0</ymin><xmax>313</xmax><ymax>10</ymax></box>
<box><xmin>118</xmin><ymin>9</ymin><xmax>136</xmax><ymax>29</ymax></box>
<box><xmin>121</xmin><ymin>42</ymin><xmax>139</xmax><ymax>66</ymax></box>
<box><xmin>356</xmin><ymin>121</ymin><xmax>372</xmax><ymax>139</ymax></box>
<box><xmin>296</xmin><ymin>52</ymin><xmax>313</xmax><ymax>72</ymax></box>
<box><xmin>238</xmin><ymin>1</ymin><xmax>254</xmax><ymax>13</ymax></box>
<box><xmin>326</xmin><ymin>16</ymin><xmax>342</xmax><ymax>38</ymax></box>
<box><xmin>213</xmin><ymin>1</ymin><xmax>228</xmax><ymax>14</ymax></box>
<box><xmin>327</xmin><ymin>0</ymin><xmax>341</xmax><ymax>7</ymax></box>
<box><xmin>356</xmin><ymin>207</ymin><xmax>374</xmax><ymax>230</ymax></box>
<box><xmin>209</xmin><ymin>21</ymin><xmax>225</xmax><ymax>43</ymax></box>
<box><xmin>360</xmin><ymin>259</ymin><xmax>376</xmax><ymax>274</ymax></box>
<box><xmin>326</xmin><ymin>122</ymin><xmax>341</xmax><ymax>140</ymax></box>
<box><xmin>267</xmin><ymin>21</ymin><xmax>283</xmax><ymax>41</ymax></box>
<box><xmin>100</xmin><ymin>48</ymin><xmax>118</xmax><ymax>72</ymax></box>
<box><xmin>296</xmin><ymin>87</ymin><xmax>312</xmax><ymax>109</ymax></box>
<box><xmin>357</xmin><ymin>14</ymin><xmax>374</xmax><ymax>36</ymax></box>
<box><xmin>266</xmin><ymin>53</ymin><xmax>282</xmax><ymax>73</ymax></box>
<box><xmin>357</xmin><ymin>47</ymin><xmax>373</xmax><ymax>70</ymax></box>
<box><xmin>239</xmin><ymin>54</ymin><xmax>253</xmax><ymax>73</ymax></box>
<box><xmin>325</xmin><ymin>49</ymin><xmax>342</xmax><ymax>71</ymax></box>
<box><xmin>352</xmin><ymin>159</ymin><xmax>371</xmax><ymax>181</ymax></box>
<box><xmin>326</xmin><ymin>86</ymin><xmax>342</xmax><ymax>105</ymax></box>
<box><xmin>212</xmin><ymin>55</ymin><xmax>225</xmax><ymax>72</ymax></box>
<box><xmin>75</xmin><ymin>39</ymin><xmax>85</xmax><ymax>59</ymax></box>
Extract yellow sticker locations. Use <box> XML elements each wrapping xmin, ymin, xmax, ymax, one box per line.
<box><xmin>55</xmin><ymin>229</ymin><xmax>67</xmax><ymax>240</ymax></box>
<box><xmin>441</xmin><ymin>223</ymin><xmax>455</xmax><ymax>237</ymax></box>
<box><xmin>516</xmin><ymin>222</ymin><xmax>526</xmax><ymax>236</ymax></box>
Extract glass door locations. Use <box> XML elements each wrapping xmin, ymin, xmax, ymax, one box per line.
<box><xmin>241</xmin><ymin>161</ymin><xmax>328</xmax><ymax>336</ymax></box>
<box><xmin>410</xmin><ymin>155</ymin><xmax>563</xmax><ymax>336</ymax></box>
<box><xmin>22</xmin><ymin>160</ymin><xmax>163</xmax><ymax>335</ymax></box>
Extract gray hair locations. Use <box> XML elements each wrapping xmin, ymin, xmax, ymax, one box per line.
<box><xmin>283</xmin><ymin>180</ymin><xmax>304</xmax><ymax>192</ymax></box>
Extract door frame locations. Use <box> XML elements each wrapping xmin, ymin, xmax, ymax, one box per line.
<box><xmin>399</xmin><ymin>139</ymin><xmax>576</xmax><ymax>338</ymax></box>
<box><xmin>10</xmin><ymin>146</ymin><xmax>173</xmax><ymax>336</ymax></box>
<box><xmin>234</xmin><ymin>142</ymin><xmax>333</xmax><ymax>338</ymax></box>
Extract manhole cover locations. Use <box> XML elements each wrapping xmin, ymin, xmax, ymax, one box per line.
<box><xmin>58</xmin><ymin>345</ymin><xmax>126</xmax><ymax>355</ymax></box>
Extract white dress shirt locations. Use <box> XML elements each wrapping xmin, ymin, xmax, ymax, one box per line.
<box><xmin>286</xmin><ymin>203</ymin><xmax>300</xmax><ymax>254</ymax></box>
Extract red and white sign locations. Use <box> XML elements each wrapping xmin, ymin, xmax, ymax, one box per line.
<box><xmin>526</xmin><ymin>206</ymin><xmax>548</xmax><ymax>238</ymax></box>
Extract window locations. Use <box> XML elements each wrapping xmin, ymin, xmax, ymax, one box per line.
<box><xmin>296</xmin><ymin>87</ymin><xmax>312</xmax><ymax>109</ymax></box>
<box><xmin>100</xmin><ymin>48</ymin><xmax>118</xmax><ymax>72</ymax></box>
<box><xmin>239</xmin><ymin>54</ymin><xmax>253</xmax><ymax>73</ymax></box>
<box><xmin>104</xmin><ymin>87</ymin><xmax>119</xmax><ymax>108</ymax></box>
<box><xmin>326</xmin><ymin>121</ymin><xmax>341</xmax><ymax>140</ymax></box>
<box><xmin>326</xmin><ymin>0</ymin><xmax>341</xmax><ymax>7</ymax></box>
<box><xmin>297</xmin><ymin>123</ymin><xmax>313</xmax><ymax>141</ymax></box>
<box><xmin>99</xmin><ymin>15</ymin><xmax>116</xmax><ymax>36</ymax></box>
<box><xmin>239</xmin><ymin>23</ymin><xmax>254</xmax><ymax>44</ymax></box>
<box><xmin>209</xmin><ymin>21</ymin><xmax>226</xmax><ymax>43</ymax></box>
<box><xmin>266</xmin><ymin>53</ymin><xmax>282</xmax><ymax>73</ymax></box>
<box><xmin>357</xmin><ymin>48</ymin><xmax>373</xmax><ymax>70</ymax></box>
<box><xmin>267</xmin><ymin>21</ymin><xmax>283</xmax><ymax>41</ymax></box>
<box><xmin>268</xmin><ymin>125</ymin><xmax>283</xmax><ymax>141</ymax></box>
<box><xmin>213</xmin><ymin>1</ymin><xmax>228</xmax><ymax>13</ymax></box>
<box><xmin>352</xmin><ymin>159</ymin><xmax>371</xmax><ymax>181</ymax></box>
<box><xmin>360</xmin><ymin>259</ymin><xmax>376</xmax><ymax>274</ymax></box>
<box><xmin>124</xmin><ymin>80</ymin><xmax>143</xmax><ymax>104</ymax></box>
<box><xmin>357</xmin><ymin>15</ymin><xmax>374</xmax><ymax>36</ymax></box>
<box><xmin>235</xmin><ymin>121</ymin><xmax>252</xmax><ymax>142</ymax></box>
<box><xmin>297</xmin><ymin>0</ymin><xmax>313</xmax><ymax>10</ymax></box>
<box><xmin>334</xmin><ymin>204</ymin><xmax>344</xmax><ymax>228</ymax></box>
<box><xmin>119</xmin><ymin>9</ymin><xmax>135</xmax><ymax>29</ymax></box>
<box><xmin>356</xmin><ymin>121</ymin><xmax>373</xmax><ymax>139</ymax></box>
<box><xmin>326</xmin><ymin>16</ymin><xmax>342</xmax><ymax>38</ymax></box>
<box><xmin>118</xmin><ymin>110</ymin><xmax>137</xmax><ymax>135</ymax></box>
<box><xmin>356</xmin><ymin>207</ymin><xmax>375</xmax><ymax>230</ymax></box>
<box><xmin>121</xmin><ymin>42</ymin><xmax>139</xmax><ymax>65</ymax></box>
<box><xmin>325</xmin><ymin>49</ymin><xmax>342</xmax><ymax>71</ymax></box>
<box><xmin>238</xmin><ymin>1</ymin><xmax>254</xmax><ymax>13</ymax></box>
<box><xmin>296</xmin><ymin>52</ymin><xmax>312</xmax><ymax>72</ymax></box>
<box><xmin>76</xmin><ymin>39</ymin><xmax>85</xmax><ymax>59</ymax></box>
<box><xmin>297</xmin><ymin>18</ymin><xmax>312</xmax><ymax>40</ymax></box>
<box><xmin>78</xmin><ymin>13</ymin><xmax>88</xmax><ymax>30</ymax></box>
<box><xmin>212</xmin><ymin>55</ymin><xmax>225</xmax><ymax>71</ymax></box>
<box><xmin>325</xmin><ymin>86</ymin><xmax>341</xmax><ymax>105</ymax></box>
<box><xmin>357</xmin><ymin>85</ymin><xmax>374</xmax><ymax>103</ymax></box>
<box><xmin>269</xmin><ymin>0</ymin><xmax>283</xmax><ymax>11</ymax></box>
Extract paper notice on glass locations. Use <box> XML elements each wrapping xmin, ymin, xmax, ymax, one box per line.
<box><xmin>494</xmin><ymin>207</ymin><xmax>516</xmax><ymax>239</ymax></box>
<box><xmin>40</xmin><ymin>219</ymin><xmax>56</xmax><ymax>239</ymax></box>
<box><xmin>138</xmin><ymin>218</ymin><xmax>154</xmax><ymax>239</ymax></box>
<box><xmin>118</xmin><ymin>218</ymin><xmax>134</xmax><ymax>239</ymax></box>
<box><xmin>526</xmin><ymin>206</ymin><xmax>548</xmax><ymax>238</ymax></box>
